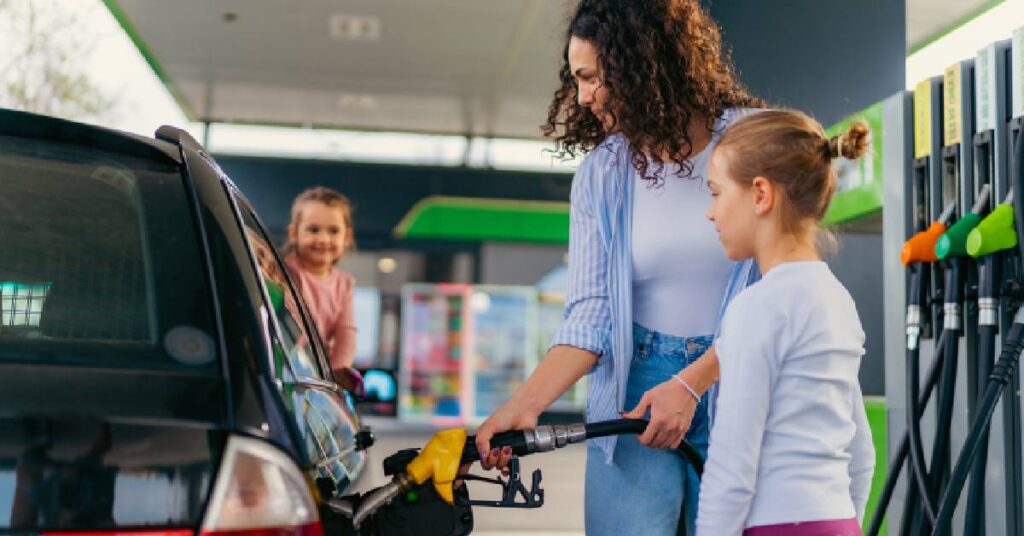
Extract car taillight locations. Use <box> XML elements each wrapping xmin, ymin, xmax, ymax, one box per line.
<box><xmin>200</xmin><ymin>436</ymin><xmax>322</xmax><ymax>536</ymax></box>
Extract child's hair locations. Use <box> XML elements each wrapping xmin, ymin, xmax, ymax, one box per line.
<box><xmin>715</xmin><ymin>109</ymin><xmax>870</xmax><ymax>238</ymax></box>
<box><xmin>283</xmin><ymin>186</ymin><xmax>355</xmax><ymax>261</ymax></box>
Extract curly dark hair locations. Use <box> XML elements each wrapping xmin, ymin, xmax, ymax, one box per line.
<box><xmin>542</xmin><ymin>0</ymin><xmax>765</xmax><ymax>185</ymax></box>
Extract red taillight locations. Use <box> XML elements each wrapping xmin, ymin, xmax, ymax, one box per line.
<box><xmin>43</xmin><ymin>532</ymin><xmax>193</xmax><ymax>536</ymax></box>
<box><xmin>200</xmin><ymin>436</ymin><xmax>322</xmax><ymax>536</ymax></box>
<box><xmin>200</xmin><ymin>523</ymin><xmax>323</xmax><ymax>536</ymax></box>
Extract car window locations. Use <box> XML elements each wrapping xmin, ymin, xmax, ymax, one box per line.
<box><xmin>233</xmin><ymin>200</ymin><xmax>324</xmax><ymax>381</ymax></box>
<box><xmin>0</xmin><ymin>135</ymin><xmax>218</xmax><ymax>372</ymax></box>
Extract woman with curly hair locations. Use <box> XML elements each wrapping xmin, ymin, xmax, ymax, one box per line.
<box><xmin>475</xmin><ymin>0</ymin><xmax>764</xmax><ymax>533</ymax></box>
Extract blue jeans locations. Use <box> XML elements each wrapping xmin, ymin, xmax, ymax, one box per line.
<box><xmin>585</xmin><ymin>323</ymin><xmax>712</xmax><ymax>536</ymax></box>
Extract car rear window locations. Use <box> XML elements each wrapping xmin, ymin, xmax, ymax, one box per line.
<box><xmin>0</xmin><ymin>135</ymin><xmax>219</xmax><ymax>371</ymax></box>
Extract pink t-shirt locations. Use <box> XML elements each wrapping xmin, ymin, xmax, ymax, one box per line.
<box><xmin>284</xmin><ymin>254</ymin><xmax>356</xmax><ymax>369</ymax></box>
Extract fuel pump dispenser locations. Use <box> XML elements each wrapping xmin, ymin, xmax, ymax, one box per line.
<box><xmin>922</xmin><ymin>58</ymin><xmax>977</xmax><ymax>536</ymax></box>
<box><xmin>899</xmin><ymin>75</ymin><xmax>948</xmax><ymax>536</ymax></box>
<box><xmin>929</xmin><ymin>38</ymin><xmax>1024</xmax><ymax>536</ymax></box>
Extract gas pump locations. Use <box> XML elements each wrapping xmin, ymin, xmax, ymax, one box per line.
<box><xmin>930</xmin><ymin>38</ymin><xmax>1023</xmax><ymax>536</ymax></box>
<box><xmin>962</xmin><ymin>39</ymin><xmax>1011</xmax><ymax>536</ymax></box>
<box><xmin>899</xmin><ymin>75</ymin><xmax>947</xmax><ymax>536</ymax></box>
<box><xmin>926</xmin><ymin>58</ymin><xmax>977</xmax><ymax>536</ymax></box>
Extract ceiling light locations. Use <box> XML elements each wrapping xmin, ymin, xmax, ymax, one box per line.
<box><xmin>337</xmin><ymin>93</ymin><xmax>379</xmax><ymax>109</ymax></box>
<box><xmin>471</xmin><ymin>292</ymin><xmax>492</xmax><ymax>313</ymax></box>
<box><xmin>329</xmin><ymin>14</ymin><xmax>381</xmax><ymax>42</ymax></box>
<box><xmin>377</xmin><ymin>257</ymin><xmax>397</xmax><ymax>274</ymax></box>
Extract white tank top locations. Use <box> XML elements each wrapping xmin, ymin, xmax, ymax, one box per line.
<box><xmin>630</xmin><ymin>111</ymin><xmax>741</xmax><ymax>337</ymax></box>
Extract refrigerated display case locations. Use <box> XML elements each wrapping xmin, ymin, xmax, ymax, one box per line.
<box><xmin>535</xmin><ymin>291</ymin><xmax>588</xmax><ymax>412</ymax></box>
<box><xmin>467</xmin><ymin>286</ymin><xmax>538</xmax><ymax>422</ymax></box>
<box><xmin>398</xmin><ymin>284</ymin><xmax>471</xmax><ymax>424</ymax></box>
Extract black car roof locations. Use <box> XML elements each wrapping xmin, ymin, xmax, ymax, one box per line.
<box><xmin>0</xmin><ymin>108</ymin><xmax>182</xmax><ymax>164</ymax></box>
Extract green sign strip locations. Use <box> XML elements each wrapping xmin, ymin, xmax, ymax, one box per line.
<box><xmin>100</xmin><ymin>0</ymin><xmax>197</xmax><ymax>120</ymax></box>
<box><xmin>823</xmin><ymin>101</ymin><xmax>885</xmax><ymax>226</ymax></box>
<box><xmin>863</xmin><ymin>396</ymin><xmax>889</xmax><ymax>536</ymax></box>
<box><xmin>395</xmin><ymin>196</ymin><xmax>570</xmax><ymax>243</ymax></box>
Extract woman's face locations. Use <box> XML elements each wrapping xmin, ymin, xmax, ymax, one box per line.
<box><xmin>568</xmin><ymin>36</ymin><xmax>615</xmax><ymax>131</ymax></box>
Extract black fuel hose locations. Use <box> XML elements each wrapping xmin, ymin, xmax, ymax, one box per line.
<box><xmin>584</xmin><ymin>418</ymin><xmax>705</xmax><ymax>475</ymax></box>
<box><xmin>963</xmin><ymin>322</ymin><xmax>995</xmax><ymax>535</ymax></box>
<box><xmin>963</xmin><ymin>212</ymin><xmax>1002</xmax><ymax>535</ymax></box>
<box><xmin>865</xmin><ymin>332</ymin><xmax>949</xmax><ymax>536</ymax></box>
<box><xmin>907</xmin><ymin>266</ymin><xmax>939</xmax><ymax>525</ymax></box>
<box><xmin>923</xmin><ymin>263</ymin><xmax>963</xmax><ymax>536</ymax></box>
<box><xmin>932</xmin><ymin>317</ymin><xmax>1024</xmax><ymax>535</ymax></box>
<box><xmin>464</xmin><ymin>418</ymin><xmax>704</xmax><ymax>476</ymax></box>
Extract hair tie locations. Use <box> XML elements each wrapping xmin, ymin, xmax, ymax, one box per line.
<box><xmin>835</xmin><ymin>134</ymin><xmax>844</xmax><ymax>159</ymax></box>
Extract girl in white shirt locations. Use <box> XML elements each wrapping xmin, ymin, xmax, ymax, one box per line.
<box><xmin>696</xmin><ymin>110</ymin><xmax>875</xmax><ymax>536</ymax></box>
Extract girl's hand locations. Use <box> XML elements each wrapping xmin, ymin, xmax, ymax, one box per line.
<box><xmin>473</xmin><ymin>401</ymin><xmax>538</xmax><ymax>471</ymax></box>
<box><xmin>622</xmin><ymin>377</ymin><xmax>698</xmax><ymax>449</ymax></box>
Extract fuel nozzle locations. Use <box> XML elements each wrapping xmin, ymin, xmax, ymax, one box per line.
<box><xmin>936</xmin><ymin>184</ymin><xmax>992</xmax><ymax>259</ymax></box>
<box><xmin>460</xmin><ymin>423</ymin><xmax>587</xmax><ymax>463</ymax></box>
<box><xmin>967</xmin><ymin>190</ymin><xmax>1017</xmax><ymax>257</ymax></box>
<box><xmin>902</xmin><ymin>200</ymin><xmax>958</xmax><ymax>265</ymax></box>
<box><xmin>352</xmin><ymin>429</ymin><xmax>469</xmax><ymax>528</ymax></box>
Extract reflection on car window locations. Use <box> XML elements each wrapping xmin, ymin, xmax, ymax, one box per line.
<box><xmin>235</xmin><ymin>203</ymin><xmax>322</xmax><ymax>380</ymax></box>
<box><xmin>301</xmin><ymin>388</ymin><xmax>365</xmax><ymax>494</ymax></box>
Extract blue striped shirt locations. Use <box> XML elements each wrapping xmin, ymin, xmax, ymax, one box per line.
<box><xmin>549</xmin><ymin>113</ymin><xmax>760</xmax><ymax>463</ymax></box>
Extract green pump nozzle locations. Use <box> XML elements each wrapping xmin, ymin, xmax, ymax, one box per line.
<box><xmin>967</xmin><ymin>190</ymin><xmax>1017</xmax><ymax>257</ymax></box>
<box><xmin>936</xmin><ymin>184</ymin><xmax>992</xmax><ymax>259</ymax></box>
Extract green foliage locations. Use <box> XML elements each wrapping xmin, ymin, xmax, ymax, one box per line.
<box><xmin>0</xmin><ymin>0</ymin><xmax>115</xmax><ymax>121</ymax></box>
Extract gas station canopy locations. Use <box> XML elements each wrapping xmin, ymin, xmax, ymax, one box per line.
<box><xmin>107</xmin><ymin>0</ymin><xmax>988</xmax><ymax>141</ymax></box>
<box><xmin>106</xmin><ymin>0</ymin><xmax>572</xmax><ymax>140</ymax></box>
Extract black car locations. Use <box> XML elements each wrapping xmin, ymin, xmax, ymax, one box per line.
<box><xmin>0</xmin><ymin>110</ymin><xmax>376</xmax><ymax>535</ymax></box>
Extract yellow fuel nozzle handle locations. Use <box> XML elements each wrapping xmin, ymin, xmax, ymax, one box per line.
<box><xmin>405</xmin><ymin>428</ymin><xmax>467</xmax><ymax>505</ymax></box>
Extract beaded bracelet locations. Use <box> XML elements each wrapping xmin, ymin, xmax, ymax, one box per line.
<box><xmin>671</xmin><ymin>373</ymin><xmax>701</xmax><ymax>403</ymax></box>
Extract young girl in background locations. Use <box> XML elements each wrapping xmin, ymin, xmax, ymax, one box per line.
<box><xmin>284</xmin><ymin>186</ymin><xmax>357</xmax><ymax>373</ymax></box>
<box><xmin>696</xmin><ymin>111</ymin><xmax>875</xmax><ymax>536</ymax></box>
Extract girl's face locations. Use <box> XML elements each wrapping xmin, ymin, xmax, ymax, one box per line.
<box><xmin>290</xmin><ymin>201</ymin><xmax>348</xmax><ymax>272</ymax></box>
<box><xmin>568</xmin><ymin>36</ymin><xmax>615</xmax><ymax>131</ymax></box>
<box><xmin>706</xmin><ymin>149</ymin><xmax>759</xmax><ymax>261</ymax></box>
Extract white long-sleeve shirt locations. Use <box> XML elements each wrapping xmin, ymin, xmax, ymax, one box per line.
<box><xmin>696</xmin><ymin>261</ymin><xmax>875</xmax><ymax>536</ymax></box>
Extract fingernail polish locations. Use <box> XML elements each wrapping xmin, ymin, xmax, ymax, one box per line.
<box><xmin>502</xmin><ymin>446</ymin><xmax>512</xmax><ymax>454</ymax></box>
<box><xmin>491</xmin><ymin>448</ymin><xmax>499</xmax><ymax>456</ymax></box>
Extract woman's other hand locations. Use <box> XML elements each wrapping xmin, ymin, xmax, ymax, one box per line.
<box><xmin>621</xmin><ymin>377</ymin><xmax>697</xmax><ymax>449</ymax></box>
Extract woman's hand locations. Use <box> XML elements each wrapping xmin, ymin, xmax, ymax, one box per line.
<box><xmin>621</xmin><ymin>376</ymin><xmax>698</xmax><ymax>449</ymax></box>
<box><xmin>473</xmin><ymin>401</ymin><xmax>538</xmax><ymax>471</ymax></box>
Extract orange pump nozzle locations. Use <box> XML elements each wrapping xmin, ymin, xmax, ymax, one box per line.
<box><xmin>902</xmin><ymin>221</ymin><xmax>948</xmax><ymax>265</ymax></box>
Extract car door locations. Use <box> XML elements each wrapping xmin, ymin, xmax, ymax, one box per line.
<box><xmin>228</xmin><ymin>189</ymin><xmax>366</xmax><ymax>497</ymax></box>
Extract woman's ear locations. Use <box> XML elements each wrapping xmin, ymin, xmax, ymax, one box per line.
<box><xmin>751</xmin><ymin>176</ymin><xmax>774</xmax><ymax>216</ymax></box>
<box><xmin>287</xmin><ymin>223</ymin><xmax>297</xmax><ymax>242</ymax></box>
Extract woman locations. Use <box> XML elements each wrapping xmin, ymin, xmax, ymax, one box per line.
<box><xmin>474</xmin><ymin>0</ymin><xmax>764</xmax><ymax>534</ymax></box>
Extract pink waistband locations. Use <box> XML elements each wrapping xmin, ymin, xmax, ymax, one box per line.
<box><xmin>743</xmin><ymin>518</ymin><xmax>862</xmax><ymax>536</ymax></box>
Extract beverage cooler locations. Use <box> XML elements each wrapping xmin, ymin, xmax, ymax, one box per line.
<box><xmin>397</xmin><ymin>283</ymin><xmax>542</xmax><ymax>425</ymax></box>
<box><xmin>398</xmin><ymin>283</ymin><xmax>471</xmax><ymax>425</ymax></box>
